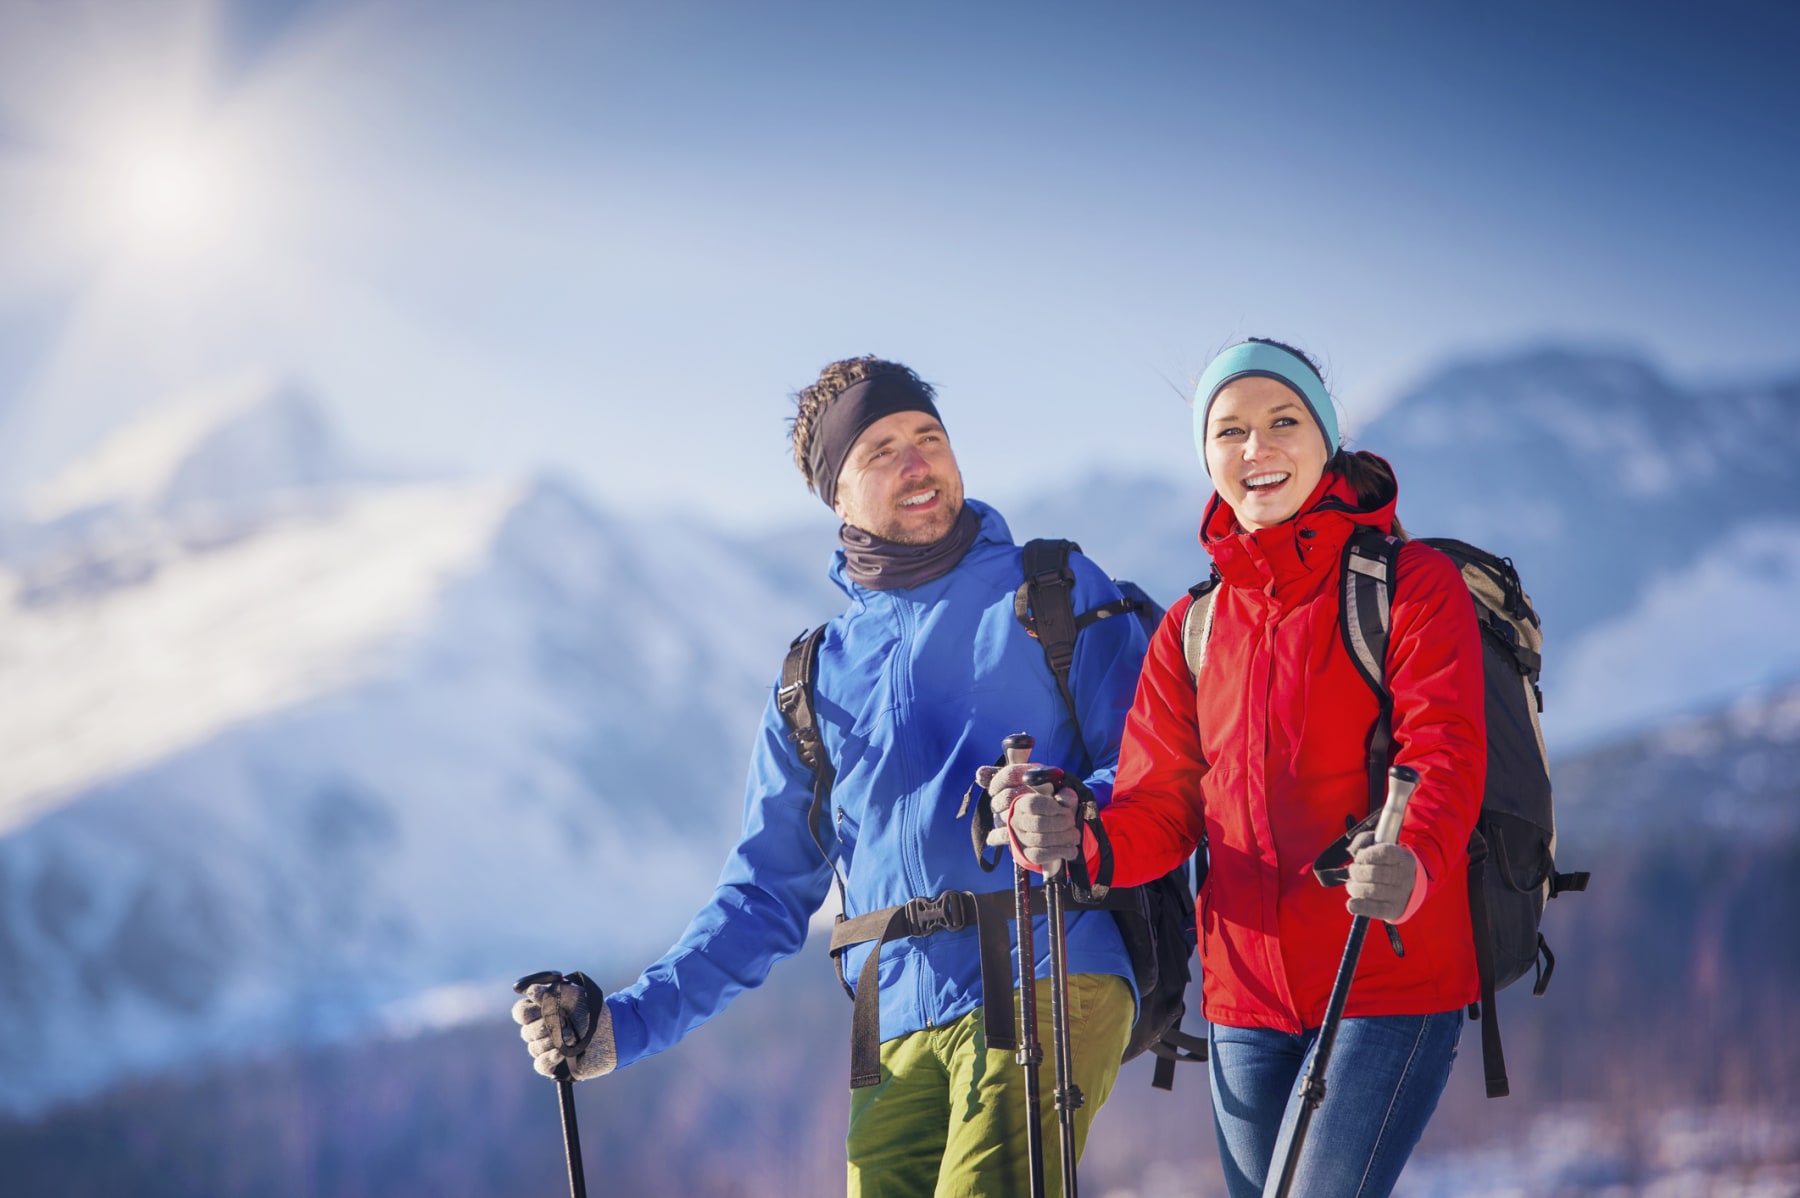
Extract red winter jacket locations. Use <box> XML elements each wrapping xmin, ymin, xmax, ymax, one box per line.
<box><xmin>1101</xmin><ymin>466</ymin><xmax>1485</xmax><ymax>1032</ymax></box>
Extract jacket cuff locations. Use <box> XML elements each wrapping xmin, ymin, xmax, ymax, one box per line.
<box><xmin>1395</xmin><ymin>844</ymin><xmax>1429</xmax><ymax>925</ymax></box>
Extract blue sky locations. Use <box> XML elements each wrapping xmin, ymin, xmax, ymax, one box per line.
<box><xmin>1</xmin><ymin>0</ymin><xmax>1795</xmax><ymax>529</ymax></box>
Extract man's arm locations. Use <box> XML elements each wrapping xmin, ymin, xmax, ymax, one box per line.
<box><xmin>525</xmin><ymin>687</ymin><xmax>836</xmax><ymax>1078</ymax></box>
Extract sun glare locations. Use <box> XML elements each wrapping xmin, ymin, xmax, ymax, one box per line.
<box><xmin>92</xmin><ymin>131</ymin><xmax>239</xmax><ymax>255</ymax></box>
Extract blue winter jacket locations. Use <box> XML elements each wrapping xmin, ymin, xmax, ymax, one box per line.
<box><xmin>606</xmin><ymin>500</ymin><xmax>1148</xmax><ymax>1070</ymax></box>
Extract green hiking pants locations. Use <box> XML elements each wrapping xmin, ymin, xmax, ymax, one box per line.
<box><xmin>846</xmin><ymin>972</ymin><xmax>1134</xmax><ymax>1198</ymax></box>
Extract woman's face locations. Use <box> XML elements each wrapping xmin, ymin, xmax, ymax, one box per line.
<box><xmin>1203</xmin><ymin>375</ymin><xmax>1331</xmax><ymax>531</ymax></box>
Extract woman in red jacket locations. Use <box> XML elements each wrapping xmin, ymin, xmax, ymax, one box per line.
<box><xmin>992</xmin><ymin>338</ymin><xmax>1486</xmax><ymax>1197</ymax></box>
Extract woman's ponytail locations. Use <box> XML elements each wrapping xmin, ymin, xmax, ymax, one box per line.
<box><xmin>1330</xmin><ymin>450</ymin><xmax>1408</xmax><ymax>539</ymax></box>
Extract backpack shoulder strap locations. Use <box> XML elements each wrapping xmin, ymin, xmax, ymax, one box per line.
<box><xmin>1340</xmin><ymin>527</ymin><xmax>1401</xmax><ymax>695</ymax></box>
<box><xmin>1340</xmin><ymin>527</ymin><xmax>1403</xmax><ymax>815</ymax></box>
<box><xmin>1015</xmin><ymin>538</ymin><xmax>1086</xmax><ymax>746</ymax></box>
<box><xmin>775</xmin><ymin>625</ymin><xmax>847</xmax><ymax>911</ymax></box>
<box><xmin>1181</xmin><ymin>574</ymin><xmax>1221</xmax><ymax>680</ymax></box>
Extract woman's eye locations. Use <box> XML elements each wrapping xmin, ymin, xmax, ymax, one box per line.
<box><xmin>1212</xmin><ymin>426</ymin><xmax>1244</xmax><ymax>439</ymax></box>
<box><xmin>1271</xmin><ymin>416</ymin><xmax>1298</xmax><ymax>429</ymax></box>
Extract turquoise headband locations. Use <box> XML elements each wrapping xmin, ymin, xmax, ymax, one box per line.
<box><xmin>1192</xmin><ymin>342</ymin><xmax>1339</xmax><ymax>474</ymax></box>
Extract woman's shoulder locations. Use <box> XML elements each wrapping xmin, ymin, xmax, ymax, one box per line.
<box><xmin>1393</xmin><ymin>537</ymin><xmax>1473</xmax><ymax>601</ymax></box>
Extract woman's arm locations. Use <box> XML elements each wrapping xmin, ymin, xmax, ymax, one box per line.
<box><xmin>1095</xmin><ymin>593</ymin><xmax>1211</xmax><ymax>888</ymax></box>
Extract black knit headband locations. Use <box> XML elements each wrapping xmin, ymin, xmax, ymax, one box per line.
<box><xmin>807</xmin><ymin>373</ymin><xmax>943</xmax><ymax>509</ymax></box>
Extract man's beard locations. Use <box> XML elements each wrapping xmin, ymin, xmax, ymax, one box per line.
<box><xmin>877</xmin><ymin>482</ymin><xmax>962</xmax><ymax>545</ymax></box>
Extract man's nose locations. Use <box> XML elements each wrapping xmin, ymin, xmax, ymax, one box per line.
<box><xmin>899</xmin><ymin>445</ymin><xmax>930</xmax><ymax>475</ymax></box>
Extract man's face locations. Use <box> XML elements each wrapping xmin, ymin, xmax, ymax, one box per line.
<box><xmin>832</xmin><ymin>409</ymin><xmax>966</xmax><ymax>544</ymax></box>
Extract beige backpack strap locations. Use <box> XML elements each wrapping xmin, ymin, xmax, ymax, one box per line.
<box><xmin>1181</xmin><ymin>578</ymin><xmax>1220</xmax><ymax>680</ymax></box>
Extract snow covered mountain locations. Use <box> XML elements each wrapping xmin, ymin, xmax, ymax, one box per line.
<box><xmin>0</xmin><ymin>385</ymin><xmax>840</xmax><ymax>1114</ymax></box>
<box><xmin>27</xmin><ymin>374</ymin><xmax>370</xmax><ymax>524</ymax></box>
<box><xmin>1356</xmin><ymin>348</ymin><xmax>1800</xmax><ymax>637</ymax></box>
<box><xmin>1355</xmin><ymin>348</ymin><xmax>1800</xmax><ymax>748</ymax></box>
<box><xmin>1553</xmin><ymin>678</ymin><xmax>1800</xmax><ymax>849</ymax></box>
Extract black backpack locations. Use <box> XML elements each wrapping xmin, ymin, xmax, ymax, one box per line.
<box><xmin>777</xmin><ymin>538</ymin><xmax>1206</xmax><ymax>1092</ymax></box>
<box><xmin>1182</xmin><ymin>530</ymin><xmax>1590</xmax><ymax>1098</ymax></box>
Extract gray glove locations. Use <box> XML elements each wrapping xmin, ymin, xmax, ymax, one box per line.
<box><xmin>979</xmin><ymin>762</ymin><xmax>1080</xmax><ymax>871</ymax></box>
<box><xmin>1343</xmin><ymin>831</ymin><xmax>1419</xmax><ymax>923</ymax></box>
<box><xmin>512</xmin><ymin>980</ymin><xmax>617</xmax><ymax>1081</ymax></box>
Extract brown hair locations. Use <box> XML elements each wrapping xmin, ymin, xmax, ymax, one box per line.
<box><xmin>1329</xmin><ymin>448</ymin><xmax>1408</xmax><ymax>539</ymax></box>
<box><xmin>787</xmin><ymin>357</ymin><xmax>936</xmax><ymax>494</ymax></box>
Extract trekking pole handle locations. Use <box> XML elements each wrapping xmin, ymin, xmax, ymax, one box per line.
<box><xmin>1003</xmin><ymin>734</ymin><xmax>1043</xmax><ymax>866</ymax></box>
<box><xmin>1024</xmin><ymin>766</ymin><xmax>1069</xmax><ymax>880</ymax></box>
<box><xmin>1373</xmin><ymin>765</ymin><xmax>1420</xmax><ymax>846</ymax></box>
<box><xmin>513</xmin><ymin>971</ymin><xmax>605</xmax><ymax>1059</ymax></box>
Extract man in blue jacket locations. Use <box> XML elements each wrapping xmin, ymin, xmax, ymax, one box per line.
<box><xmin>514</xmin><ymin>356</ymin><xmax>1149</xmax><ymax>1195</ymax></box>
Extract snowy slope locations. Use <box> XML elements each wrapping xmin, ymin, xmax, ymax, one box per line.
<box><xmin>26</xmin><ymin>374</ymin><xmax>367</xmax><ymax>522</ymax></box>
<box><xmin>1554</xmin><ymin>522</ymin><xmax>1800</xmax><ymax>749</ymax></box>
<box><xmin>0</xmin><ymin>400</ymin><xmax>840</xmax><ymax>1114</ymax></box>
<box><xmin>1553</xmin><ymin>677</ymin><xmax>1800</xmax><ymax>847</ymax></box>
<box><xmin>0</xmin><ymin>481</ymin><xmax>523</xmax><ymax>834</ymax></box>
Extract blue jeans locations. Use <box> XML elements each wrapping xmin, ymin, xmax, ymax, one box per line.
<box><xmin>1208</xmin><ymin>1011</ymin><xmax>1463</xmax><ymax>1198</ymax></box>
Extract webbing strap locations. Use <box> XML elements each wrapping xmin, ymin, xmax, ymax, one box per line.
<box><xmin>1074</xmin><ymin>595</ymin><xmax>1144</xmax><ymax>630</ymax></box>
<box><xmin>776</xmin><ymin>626</ymin><xmax>848</xmax><ymax>916</ymax></box>
<box><xmin>830</xmin><ymin>888</ymin><xmax>1045</xmax><ymax>1089</ymax></box>
<box><xmin>830</xmin><ymin>877</ymin><xmax>1148</xmax><ymax>1089</ymax></box>
<box><xmin>1550</xmin><ymin>870</ymin><xmax>1591</xmax><ymax>897</ymax></box>
<box><xmin>1341</xmin><ymin>530</ymin><xmax>1402</xmax><ymax>821</ymax></box>
<box><xmin>1076</xmin><ymin>792</ymin><xmax>1116</xmax><ymax>897</ymax></box>
<box><xmin>1181</xmin><ymin>577</ymin><xmax>1220</xmax><ymax>680</ymax></box>
<box><xmin>1465</xmin><ymin>832</ymin><xmax>1511</xmax><ymax>1098</ymax></box>
<box><xmin>1015</xmin><ymin>539</ymin><xmax>1086</xmax><ymax>748</ymax></box>
<box><xmin>1149</xmin><ymin>1026</ymin><xmax>1209</xmax><ymax>1091</ymax></box>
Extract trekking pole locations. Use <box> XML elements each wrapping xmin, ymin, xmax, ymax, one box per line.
<box><xmin>1025</xmin><ymin>765</ymin><xmax>1083</xmax><ymax>1198</ymax></box>
<box><xmin>1002</xmin><ymin>733</ymin><xmax>1048</xmax><ymax>1198</ymax></box>
<box><xmin>514</xmin><ymin>970</ymin><xmax>601</xmax><ymax>1198</ymax></box>
<box><xmin>1268</xmin><ymin>765</ymin><xmax>1419</xmax><ymax>1198</ymax></box>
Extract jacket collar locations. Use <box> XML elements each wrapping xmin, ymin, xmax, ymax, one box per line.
<box><xmin>1201</xmin><ymin>461</ymin><xmax>1398</xmax><ymax>598</ymax></box>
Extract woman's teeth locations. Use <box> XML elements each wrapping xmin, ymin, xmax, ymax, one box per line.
<box><xmin>1243</xmin><ymin>472</ymin><xmax>1290</xmax><ymax>492</ymax></box>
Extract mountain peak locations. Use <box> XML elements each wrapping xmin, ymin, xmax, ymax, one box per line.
<box><xmin>28</xmin><ymin>376</ymin><xmax>364</xmax><ymax>522</ymax></box>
